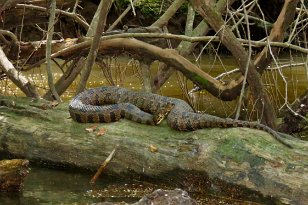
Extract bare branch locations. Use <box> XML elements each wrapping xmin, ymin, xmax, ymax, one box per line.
<box><xmin>15</xmin><ymin>3</ymin><xmax>89</xmax><ymax>30</ymax></box>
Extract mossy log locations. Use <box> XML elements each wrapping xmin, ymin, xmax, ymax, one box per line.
<box><xmin>0</xmin><ymin>159</ymin><xmax>29</xmax><ymax>191</ymax></box>
<box><xmin>0</xmin><ymin>96</ymin><xmax>307</xmax><ymax>204</ymax></box>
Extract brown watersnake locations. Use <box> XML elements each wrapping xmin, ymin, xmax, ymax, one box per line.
<box><xmin>69</xmin><ymin>86</ymin><xmax>292</xmax><ymax>148</ymax></box>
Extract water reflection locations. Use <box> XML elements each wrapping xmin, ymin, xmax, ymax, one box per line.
<box><xmin>0</xmin><ymin>167</ymin><xmax>100</xmax><ymax>205</ymax></box>
<box><xmin>0</xmin><ymin>166</ymin><xmax>171</xmax><ymax>205</ymax></box>
<box><xmin>0</xmin><ymin>166</ymin><xmax>264</xmax><ymax>205</ymax></box>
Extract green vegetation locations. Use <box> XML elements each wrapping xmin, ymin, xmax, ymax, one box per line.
<box><xmin>116</xmin><ymin>0</ymin><xmax>187</xmax><ymax>17</ymax></box>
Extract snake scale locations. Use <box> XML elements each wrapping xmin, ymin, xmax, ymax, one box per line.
<box><xmin>69</xmin><ymin>86</ymin><xmax>291</xmax><ymax>148</ymax></box>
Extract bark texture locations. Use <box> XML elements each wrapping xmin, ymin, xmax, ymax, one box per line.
<box><xmin>0</xmin><ymin>96</ymin><xmax>307</xmax><ymax>204</ymax></box>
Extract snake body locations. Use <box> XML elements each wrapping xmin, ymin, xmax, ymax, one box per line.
<box><xmin>69</xmin><ymin>86</ymin><xmax>291</xmax><ymax>148</ymax></box>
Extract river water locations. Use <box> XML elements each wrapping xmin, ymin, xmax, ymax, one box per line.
<box><xmin>0</xmin><ymin>55</ymin><xmax>307</xmax><ymax>204</ymax></box>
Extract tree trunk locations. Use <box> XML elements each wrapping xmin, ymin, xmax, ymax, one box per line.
<box><xmin>0</xmin><ymin>96</ymin><xmax>307</xmax><ymax>204</ymax></box>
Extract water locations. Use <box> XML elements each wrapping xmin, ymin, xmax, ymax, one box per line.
<box><xmin>0</xmin><ymin>167</ymin><xmax>100</xmax><ymax>205</ymax></box>
<box><xmin>0</xmin><ymin>166</ymin><xmax>162</xmax><ymax>205</ymax></box>
<box><xmin>0</xmin><ymin>166</ymin><xmax>263</xmax><ymax>205</ymax></box>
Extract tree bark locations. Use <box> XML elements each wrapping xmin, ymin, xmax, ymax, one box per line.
<box><xmin>0</xmin><ymin>96</ymin><xmax>307</xmax><ymax>204</ymax></box>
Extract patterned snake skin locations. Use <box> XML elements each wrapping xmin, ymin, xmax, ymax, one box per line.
<box><xmin>69</xmin><ymin>86</ymin><xmax>291</xmax><ymax>148</ymax></box>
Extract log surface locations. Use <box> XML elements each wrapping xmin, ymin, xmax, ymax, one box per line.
<box><xmin>0</xmin><ymin>96</ymin><xmax>307</xmax><ymax>204</ymax></box>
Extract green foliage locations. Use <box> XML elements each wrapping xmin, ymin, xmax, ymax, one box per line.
<box><xmin>137</xmin><ymin>0</ymin><xmax>163</xmax><ymax>16</ymax></box>
<box><xmin>116</xmin><ymin>0</ymin><xmax>185</xmax><ymax>17</ymax></box>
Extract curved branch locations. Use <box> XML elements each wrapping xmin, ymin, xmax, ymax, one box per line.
<box><xmin>0</xmin><ymin>30</ymin><xmax>18</xmax><ymax>43</ymax></box>
<box><xmin>31</xmin><ymin>37</ymin><xmax>245</xmax><ymax>101</ymax></box>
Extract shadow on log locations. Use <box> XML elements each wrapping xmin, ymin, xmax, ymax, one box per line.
<box><xmin>0</xmin><ymin>159</ymin><xmax>30</xmax><ymax>192</ymax></box>
<box><xmin>0</xmin><ymin>96</ymin><xmax>307</xmax><ymax>204</ymax></box>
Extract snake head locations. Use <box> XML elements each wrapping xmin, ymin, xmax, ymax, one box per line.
<box><xmin>153</xmin><ymin>103</ymin><xmax>175</xmax><ymax>125</ymax></box>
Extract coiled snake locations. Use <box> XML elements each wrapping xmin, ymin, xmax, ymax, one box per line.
<box><xmin>69</xmin><ymin>86</ymin><xmax>291</xmax><ymax>148</ymax></box>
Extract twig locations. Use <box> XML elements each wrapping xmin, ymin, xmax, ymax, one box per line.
<box><xmin>107</xmin><ymin>0</ymin><xmax>140</xmax><ymax>31</ymax></box>
<box><xmin>235</xmin><ymin>0</ymin><xmax>252</xmax><ymax>120</ymax></box>
<box><xmin>215</xmin><ymin>68</ymin><xmax>240</xmax><ymax>80</ymax></box>
<box><xmin>24</xmin><ymin>32</ymin><xmax>308</xmax><ymax>70</ymax></box>
<box><xmin>90</xmin><ymin>144</ymin><xmax>119</xmax><ymax>185</ymax></box>
<box><xmin>129</xmin><ymin>0</ymin><xmax>136</xmax><ymax>16</ymax></box>
<box><xmin>15</xmin><ymin>3</ymin><xmax>89</xmax><ymax>30</ymax></box>
<box><xmin>78</xmin><ymin>33</ymin><xmax>308</xmax><ymax>54</ymax></box>
<box><xmin>73</xmin><ymin>0</ymin><xmax>79</xmax><ymax>14</ymax></box>
<box><xmin>46</xmin><ymin>0</ymin><xmax>61</xmax><ymax>102</ymax></box>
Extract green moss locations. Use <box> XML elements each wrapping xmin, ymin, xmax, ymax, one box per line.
<box><xmin>218</xmin><ymin>137</ymin><xmax>264</xmax><ymax>167</ymax></box>
<box><xmin>218</xmin><ymin>138</ymin><xmax>246</xmax><ymax>163</ymax></box>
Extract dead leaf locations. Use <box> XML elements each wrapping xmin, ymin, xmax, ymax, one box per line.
<box><xmin>96</xmin><ymin>128</ymin><xmax>107</xmax><ymax>136</ymax></box>
<box><xmin>85</xmin><ymin>125</ymin><xmax>98</xmax><ymax>132</ymax></box>
<box><xmin>149</xmin><ymin>144</ymin><xmax>158</xmax><ymax>153</ymax></box>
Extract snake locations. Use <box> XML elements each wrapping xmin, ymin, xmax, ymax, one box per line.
<box><xmin>69</xmin><ymin>86</ymin><xmax>292</xmax><ymax>148</ymax></box>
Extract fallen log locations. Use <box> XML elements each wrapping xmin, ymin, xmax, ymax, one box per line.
<box><xmin>0</xmin><ymin>159</ymin><xmax>30</xmax><ymax>192</ymax></box>
<box><xmin>0</xmin><ymin>96</ymin><xmax>307</xmax><ymax>204</ymax></box>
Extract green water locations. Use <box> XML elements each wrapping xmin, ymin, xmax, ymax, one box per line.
<box><xmin>0</xmin><ymin>166</ymin><xmax>264</xmax><ymax>205</ymax></box>
<box><xmin>0</xmin><ymin>166</ymin><xmax>158</xmax><ymax>205</ymax></box>
<box><xmin>0</xmin><ymin>167</ymin><xmax>100</xmax><ymax>205</ymax></box>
